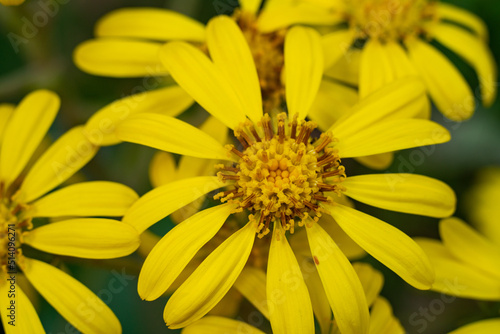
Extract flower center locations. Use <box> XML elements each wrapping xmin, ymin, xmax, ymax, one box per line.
<box><xmin>346</xmin><ymin>0</ymin><xmax>438</xmax><ymax>41</ymax></box>
<box><xmin>0</xmin><ymin>192</ymin><xmax>28</xmax><ymax>275</ymax></box>
<box><xmin>215</xmin><ymin>113</ymin><xmax>345</xmax><ymax>238</ymax></box>
<box><xmin>234</xmin><ymin>10</ymin><xmax>286</xmax><ymax>113</ymax></box>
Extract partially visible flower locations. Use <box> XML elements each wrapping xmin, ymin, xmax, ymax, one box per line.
<box><xmin>116</xmin><ymin>18</ymin><xmax>455</xmax><ymax>333</ymax></box>
<box><xmin>181</xmin><ymin>263</ymin><xmax>404</xmax><ymax>334</ymax></box>
<box><xmin>0</xmin><ymin>91</ymin><xmax>140</xmax><ymax>334</ymax></box>
<box><xmin>449</xmin><ymin>318</ymin><xmax>500</xmax><ymax>334</ymax></box>
<box><xmin>74</xmin><ymin>0</ymin><xmax>354</xmax><ymax>145</ymax></box>
<box><xmin>415</xmin><ymin>168</ymin><xmax>500</xmax><ymax>300</ymax></box>
<box><xmin>312</xmin><ymin>0</ymin><xmax>497</xmax><ymax>121</ymax></box>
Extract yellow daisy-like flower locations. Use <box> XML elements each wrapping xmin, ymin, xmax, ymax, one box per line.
<box><xmin>182</xmin><ymin>263</ymin><xmax>404</xmax><ymax>334</ymax></box>
<box><xmin>449</xmin><ymin>318</ymin><xmax>500</xmax><ymax>334</ymax></box>
<box><xmin>0</xmin><ymin>91</ymin><xmax>141</xmax><ymax>334</ymax></box>
<box><xmin>114</xmin><ymin>17</ymin><xmax>455</xmax><ymax>333</ymax></box>
<box><xmin>315</xmin><ymin>0</ymin><xmax>497</xmax><ymax>121</ymax></box>
<box><xmin>73</xmin><ymin>0</ymin><xmax>342</xmax><ymax>116</ymax></box>
<box><xmin>416</xmin><ymin>168</ymin><xmax>500</xmax><ymax>301</ymax></box>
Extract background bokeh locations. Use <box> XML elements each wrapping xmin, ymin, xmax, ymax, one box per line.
<box><xmin>1</xmin><ymin>0</ymin><xmax>499</xmax><ymax>333</ymax></box>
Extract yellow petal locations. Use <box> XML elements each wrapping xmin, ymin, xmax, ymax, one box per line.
<box><xmin>164</xmin><ymin>222</ymin><xmax>256</xmax><ymax>328</ymax></box>
<box><xmin>440</xmin><ymin>218</ymin><xmax>500</xmax><ymax>279</ymax></box>
<box><xmin>149</xmin><ymin>151</ymin><xmax>177</xmax><ymax>188</ymax></box>
<box><xmin>24</xmin><ymin>218</ymin><xmax>140</xmax><ymax>259</ymax></box>
<box><xmin>32</xmin><ymin>181</ymin><xmax>138</xmax><ymax>217</ymax></box>
<box><xmin>324</xmin><ymin>203</ymin><xmax>434</xmax><ymax>290</ymax></box>
<box><xmin>360</xmin><ymin>39</ymin><xmax>395</xmax><ymax>98</ymax></box>
<box><xmin>355</xmin><ymin>153</ymin><xmax>394</xmax><ymax>171</ymax></box>
<box><xmin>336</xmin><ymin>119</ymin><xmax>450</xmax><ymax>158</ymax></box>
<box><xmin>432</xmin><ymin>23</ymin><xmax>497</xmax><ymax>107</ymax></box>
<box><xmin>330</xmin><ymin>77</ymin><xmax>427</xmax><ymax>137</ymax></box>
<box><xmin>369</xmin><ymin>297</ymin><xmax>401</xmax><ymax>334</ymax></box>
<box><xmin>352</xmin><ymin>262</ymin><xmax>384</xmax><ymax>308</ymax></box>
<box><xmin>0</xmin><ymin>103</ymin><xmax>14</xmax><ymax>144</ymax></box>
<box><xmin>267</xmin><ymin>224</ymin><xmax>314</xmax><ymax>334</ymax></box>
<box><xmin>415</xmin><ymin>238</ymin><xmax>500</xmax><ymax>300</ymax></box>
<box><xmin>324</xmin><ymin>48</ymin><xmax>360</xmax><ymax>86</ymax></box>
<box><xmin>308</xmin><ymin>80</ymin><xmax>358</xmax><ymax>131</ymax></box>
<box><xmin>450</xmin><ymin>318</ymin><xmax>500</xmax><ymax>334</ymax></box>
<box><xmin>123</xmin><ymin>176</ymin><xmax>224</xmax><ymax>232</ymax></box>
<box><xmin>306</xmin><ymin>222</ymin><xmax>369</xmax><ymax>334</ymax></box>
<box><xmin>160</xmin><ymin>41</ymin><xmax>248</xmax><ymax>129</ymax></box>
<box><xmin>183</xmin><ymin>316</ymin><xmax>265</xmax><ymax>334</ymax></box>
<box><xmin>406</xmin><ymin>38</ymin><xmax>474</xmax><ymax>121</ymax></box>
<box><xmin>297</xmin><ymin>255</ymin><xmax>331</xmax><ymax>334</ymax></box>
<box><xmin>258</xmin><ymin>3</ymin><xmax>341</xmax><ymax>33</ymax></box>
<box><xmin>138</xmin><ymin>204</ymin><xmax>235</xmax><ymax>301</ymax></box>
<box><xmin>343</xmin><ymin>174</ymin><xmax>456</xmax><ymax>218</ymax></box>
<box><xmin>437</xmin><ymin>3</ymin><xmax>488</xmax><ymax>41</ymax></box>
<box><xmin>22</xmin><ymin>258</ymin><xmax>121</xmax><ymax>334</ymax></box>
<box><xmin>20</xmin><ymin>126</ymin><xmax>98</xmax><ymax>203</ymax></box>
<box><xmin>0</xmin><ymin>282</ymin><xmax>44</xmax><ymax>334</ymax></box>
<box><xmin>234</xmin><ymin>267</ymin><xmax>270</xmax><ymax>319</ymax></box>
<box><xmin>292</xmin><ymin>212</ymin><xmax>366</xmax><ymax>260</ymax></box>
<box><xmin>73</xmin><ymin>39</ymin><xmax>167</xmax><ymax>77</ymax></box>
<box><xmin>207</xmin><ymin>16</ymin><xmax>262</xmax><ymax>123</ymax></box>
<box><xmin>96</xmin><ymin>8</ymin><xmax>205</xmax><ymax>41</ymax></box>
<box><xmin>322</xmin><ymin>29</ymin><xmax>355</xmax><ymax>70</ymax></box>
<box><xmin>0</xmin><ymin>90</ymin><xmax>59</xmax><ymax>188</ymax></box>
<box><xmin>285</xmin><ymin>26</ymin><xmax>323</xmax><ymax>121</ymax></box>
<box><xmin>115</xmin><ymin>113</ymin><xmax>231</xmax><ymax>161</ymax></box>
<box><xmin>84</xmin><ymin>85</ymin><xmax>194</xmax><ymax>146</ymax></box>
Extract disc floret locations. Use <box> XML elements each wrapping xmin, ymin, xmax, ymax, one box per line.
<box><xmin>215</xmin><ymin>113</ymin><xmax>345</xmax><ymax>238</ymax></box>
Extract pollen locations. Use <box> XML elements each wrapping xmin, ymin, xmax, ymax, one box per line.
<box><xmin>346</xmin><ymin>0</ymin><xmax>438</xmax><ymax>41</ymax></box>
<box><xmin>215</xmin><ymin>113</ymin><xmax>346</xmax><ymax>238</ymax></box>
<box><xmin>234</xmin><ymin>10</ymin><xmax>286</xmax><ymax>113</ymax></box>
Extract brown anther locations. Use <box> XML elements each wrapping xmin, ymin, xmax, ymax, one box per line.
<box><xmin>217</xmin><ymin>165</ymin><xmax>240</xmax><ymax>173</ymax></box>
<box><xmin>290</xmin><ymin>114</ymin><xmax>298</xmax><ymax>139</ymax></box>
<box><xmin>303</xmin><ymin>200</ymin><xmax>319</xmax><ymax>211</ymax></box>
<box><xmin>312</xmin><ymin>194</ymin><xmax>329</xmax><ymax>202</ymax></box>
<box><xmin>315</xmin><ymin>135</ymin><xmax>333</xmax><ymax>153</ymax></box>
<box><xmin>294</xmin><ymin>150</ymin><xmax>304</xmax><ymax>164</ymax></box>
<box><xmin>317</xmin><ymin>154</ymin><xmax>337</xmax><ymax>167</ymax></box>
<box><xmin>262</xmin><ymin>114</ymin><xmax>274</xmax><ymax>141</ymax></box>
<box><xmin>322</xmin><ymin>169</ymin><xmax>343</xmax><ymax>178</ymax></box>
<box><xmin>238</xmin><ymin>130</ymin><xmax>254</xmax><ymax>148</ymax></box>
<box><xmin>277</xmin><ymin>113</ymin><xmax>286</xmax><ymax>143</ymax></box>
<box><xmin>241</xmin><ymin>193</ymin><xmax>257</xmax><ymax>208</ymax></box>
<box><xmin>219</xmin><ymin>173</ymin><xmax>240</xmax><ymax>181</ymax></box>
<box><xmin>247</xmin><ymin>123</ymin><xmax>262</xmax><ymax>142</ymax></box>
<box><xmin>318</xmin><ymin>183</ymin><xmax>338</xmax><ymax>192</ymax></box>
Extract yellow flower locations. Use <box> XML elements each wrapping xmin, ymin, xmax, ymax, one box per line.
<box><xmin>182</xmin><ymin>263</ymin><xmax>404</xmax><ymax>334</ymax></box>
<box><xmin>0</xmin><ymin>91</ymin><xmax>141</xmax><ymax>334</ymax></box>
<box><xmin>449</xmin><ymin>318</ymin><xmax>500</xmax><ymax>334</ymax></box>
<box><xmin>314</xmin><ymin>0</ymin><xmax>497</xmax><ymax>121</ymax></box>
<box><xmin>74</xmin><ymin>0</ymin><xmax>349</xmax><ymax>136</ymax></box>
<box><xmin>416</xmin><ymin>168</ymin><xmax>500</xmax><ymax>301</ymax></box>
<box><xmin>115</xmin><ymin>18</ymin><xmax>455</xmax><ymax>333</ymax></box>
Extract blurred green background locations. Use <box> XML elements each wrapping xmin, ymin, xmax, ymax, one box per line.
<box><xmin>1</xmin><ymin>0</ymin><xmax>500</xmax><ymax>333</ymax></box>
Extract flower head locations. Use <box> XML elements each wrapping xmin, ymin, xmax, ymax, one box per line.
<box><xmin>114</xmin><ymin>17</ymin><xmax>456</xmax><ymax>333</ymax></box>
<box><xmin>0</xmin><ymin>91</ymin><xmax>140</xmax><ymax>334</ymax></box>
<box><xmin>317</xmin><ymin>0</ymin><xmax>497</xmax><ymax>121</ymax></box>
